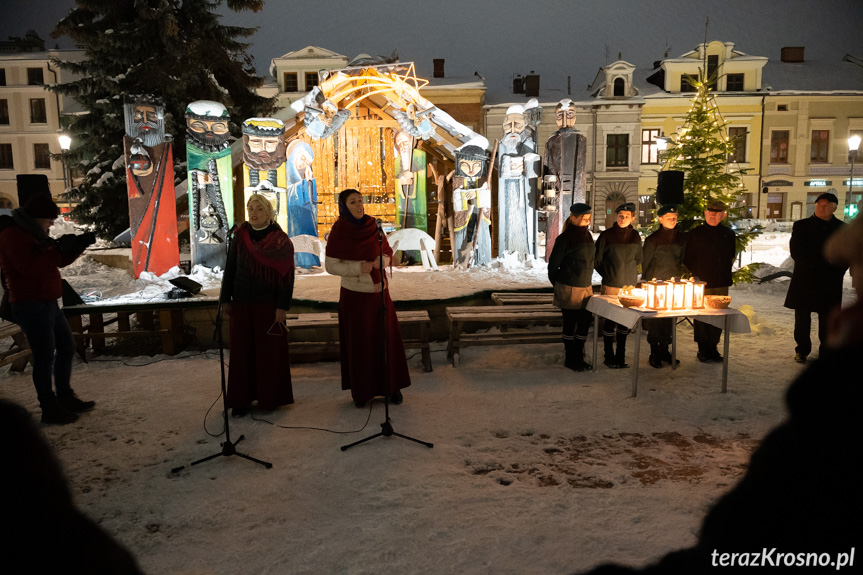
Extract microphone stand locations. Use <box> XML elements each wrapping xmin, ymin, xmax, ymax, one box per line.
<box><xmin>341</xmin><ymin>219</ymin><xmax>433</xmax><ymax>451</ymax></box>
<box><xmin>171</xmin><ymin>225</ymin><xmax>273</xmax><ymax>473</ymax></box>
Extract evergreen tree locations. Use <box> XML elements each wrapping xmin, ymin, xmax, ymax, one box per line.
<box><xmin>49</xmin><ymin>0</ymin><xmax>274</xmax><ymax>239</ymax></box>
<box><xmin>655</xmin><ymin>70</ymin><xmax>759</xmax><ymax>281</ymax></box>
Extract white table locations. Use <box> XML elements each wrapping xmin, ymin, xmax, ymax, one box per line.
<box><xmin>585</xmin><ymin>295</ymin><xmax>751</xmax><ymax>397</ymax></box>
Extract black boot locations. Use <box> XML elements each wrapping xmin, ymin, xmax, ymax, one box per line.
<box><xmin>614</xmin><ymin>331</ymin><xmax>629</xmax><ymax>369</ymax></box>
<box><xmin>563</xmin><ymin>338</ymin><xmax>578</xmax><ymax>371</ymax></box>
<box><xmin>58</xmin><ymin>392</ymin><xmax>95</xmax><ymax>413</ymax></box>
<box><xmin>603</xmin><ymin>335</ymin><xmax>618</xmax><ymax>368</ymax></box>
<box><xmin>41</xmin><ymin>402</ymin><xmax>79</xmax><ymax>425</ymax></box>
<box><xmin>571</xmin><ymin>338</ymin><xmax>591</xmax><ymax>371</ymax></box>
<box><xmin>659</xmin><ymin>344</ymin><xmax>679</xmax><ymax>366</ymax></box>
<box><xmin>648</xmin><ymin>342</ymin><xmax>663</xmax><ymax>368</ymax></box>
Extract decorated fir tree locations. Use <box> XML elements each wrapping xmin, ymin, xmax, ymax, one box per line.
<box><xmin>49</xmin><ymin>0</ymin><xmax>274</xmax><ymax>239</ymax></box>
<box><xmin>655</xmin><ymin>70</ymin><xmax>759</xmax><ymax>280</ymax></box>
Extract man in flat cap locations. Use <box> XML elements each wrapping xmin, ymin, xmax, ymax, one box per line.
<box><xmin>683</xmin><ymin>199</ymin><xmax>736</xmax><ymax>362</ymax></box>
<box><xmin>642</xmin><ymin>204</ymin><xmax>685</xmax><ymax>368</ymax></box>
<box><xmin>595</xmin><ymin>202</ymin><xmax>642</xmax><ymax>368</ymax></box>
<box><xmin>548</xmin><ymin>202</ymin><xmax>595</xmax><ymax>371</ymax></box>
<box><xmin>783</xmin><ymin>192</ymin><xmax>847</xmax><ymax>363</ymax></box>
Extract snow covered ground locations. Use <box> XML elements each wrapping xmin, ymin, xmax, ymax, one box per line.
<box><xmin>1</xmin><ymin>231</ymin><xmax>857</xmax><ymax>575</ymax></box>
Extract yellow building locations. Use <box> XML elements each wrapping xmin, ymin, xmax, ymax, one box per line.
<box><xmin>0</xmin><ymin>31</ymin><xmax>84</xmax><ymax>209</ymax></box>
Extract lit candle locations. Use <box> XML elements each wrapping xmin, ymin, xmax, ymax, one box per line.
<box><xmin>684</xmin><ymin>279</ymin><xmax>694</xmax><ymax>309</ymax></box>
<box><xmin>693</xmin><ymin>280</ymin><xmax>706</xmax><ymax>308</ymax></box>
<box><xmin>671</xmin><ymin>278</ymin><xmax>686</xmax><ymax>310</ymax></box>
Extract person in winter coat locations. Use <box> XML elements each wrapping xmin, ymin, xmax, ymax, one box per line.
<box><xmin>0</xmin><ymin>193</ymin><xmax>95</xmax><ymax>424</ymax></box>
<box><xmin>641</xmin><ymin>205</ymin><xmax>685</xmax><ymax>368</ymax></box>
<box><xmin>221</xmin><ymin>193</ymin><xmax>295</xmax><ymax>417</ymax></box>
<box><xmin>783</xmin><ymin>192</ymin><xmax>847</xmax><ymax>363</ymax></box>
<box><xmin>594</xmin><ymin>202</ymin><xmax>642</xmax><ymax>368</ymax></box>
<box><xmin>682</xmin><ymin>199</ymin><xmax>736</xmax><ymax>363</ymax></box>
<box><xmin>325</xmin><ymin>189</ymin><xmax>411</xmax><ymax>408</ymax></box>
<box><xmin>547</xmin><ymin>203</ymin><xmax>594</xmax><ymax>371</ymax></box>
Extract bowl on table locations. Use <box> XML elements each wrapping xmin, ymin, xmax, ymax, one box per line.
<box><xmin>704</xmin><ymin>295</ymin><xmax>732</xmax><ymax>309</ymax></box>
<box><xmin>618</xmin><ymin>288</ymin><xmax>646</xmax><ymax>308</ymax></box>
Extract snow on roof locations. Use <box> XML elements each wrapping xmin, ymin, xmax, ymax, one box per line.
<box><xmin>762</xmin><ymin>56</ymin><xmax>863</xmax><ymax>93</ymax></box>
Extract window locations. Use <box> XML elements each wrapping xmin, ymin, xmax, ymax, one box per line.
<box><xmin>726</xmin><ymin>73</ymin><xmax>744</xmax><ymax>91</ymax></box>
<box><xmin>680</xmin><ymin>74</ymin><xmax>697</xmax><ymax>93</ymax></box>
<box><xmin>30</xmin><ymin>98</ymin><xmax>47</xmax><ymax>124</ymax></box>
<box><xmin>771</xmin><ymin>131</ymin><xmax>789</xmax><ymax>163</ymax></box>
<box><xmin>34</xmin><ymin>143</ymin><xmax>51</xmax><ymax>169</ymax></box>
<box><xmin>641</xmin><ymin>129</ymin><xmax>661</xmax><ymax>164</ymax></box>
<box><xmin>305</xmin><ymin>72</ymin><xmax>319</xmax><ymax>90</ymax></box>
<box><xmin>0</xmin><ymin>197</ymin><xmax>12</xmax><ymax>209</ymax></box>
<box><xmin>777</xmin><ymin>104</ymin><xmax>788</xmax><ymax>112</ymax></box>
<box><xmin>811</xmin><ymin>130</ymin><xmax>829</xmax><ymax>163</ymax></box>
<box><xmin>0</xmin><ymin>143</ymin><xmax>12</xmax><ymax>169</ymax></box>
<box><xmin>27</xmin><ymin>67</ymin><xmax>44</xmax><ymax>85</ymax></box>
<box><xmin>613</xmin><ymin>78</ymin><xmax>625</xmax><ymax>97</ymax></box>
<box><xmin>0</xmin><ymin>99</ymin><xmax>8</xmax><ymax>125</ymax></box>
<box><xmin>0</xmin><ymin>69</ymin><xmax>5</xmax><ymax>86</ymax></box>
<box><xmin>707</xmin><ymin>55</ymin><xmax>719</xmax><ymax>80</ymax></box>
<box><xmin>283</xmin><ymin>72</ymin><xmax>298</xmax><ymax>92</ymax></box>
<box><xmin>606</xmin><ymin>134</ymin><xmax>629</xmax><ymax>168</ymax></box>
<box><xmin>727</xmin><ymin>127</ymin><xmax>747</xmax><ymax>163</ymax></box>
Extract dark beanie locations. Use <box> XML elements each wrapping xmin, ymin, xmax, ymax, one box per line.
<box><xmin>570</xmin><ymin>202</ymin><xmax>591</xmax><ymax>216</ymax></box>
<box><xmin>24</xmin><ymin>194</ymin><xmax>60</xmax><ymax>219</ymax></box>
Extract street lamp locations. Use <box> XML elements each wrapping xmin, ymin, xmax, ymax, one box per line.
<box><xmin>58</xmin><ymin>133</ymin><xmax>72</xmax><ymax>213</ymax></box>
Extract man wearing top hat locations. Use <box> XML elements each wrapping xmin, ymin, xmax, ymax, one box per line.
<box><xmin>683</xmin><ymin>199</ymin><xmax>736</xmax><ymax>362</ymax></box>
<box><xmin>595</xmin><ymin>202</ymin><xmax>642</xmax><ymax>368</ymax></box>
<box><xmin>783</xmin><ymin>192</ymin><xmax>848</xmax><ymax>363</ymax></box>
<box><xmin>642</xmin><ymin>204</ymin><xmax>685</xmax><ymax>368</ymax></box>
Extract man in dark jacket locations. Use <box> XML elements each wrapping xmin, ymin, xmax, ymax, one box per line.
<box><xmin>683</xmin><ymin>199</ymin><xmax>736</xmax><ymax>363</ymax></box>
<box><xmin>595</xmin><ymin>202</ymin><xmax>642</xmax><ymax>368</ymax></box>
<box><xmin>783</xmin><ymin>192</ymin><xmax>847</xmax><ymax>363</ymax></box>
<box><xmin>641</xmin><ymin>205</ymin><xmax>685</xmax><ymax>368</ymax></box>
<box><xmin>0</xmin><ymin>193</ymin><xmax>95</xmax><ymax>424</ymax></box>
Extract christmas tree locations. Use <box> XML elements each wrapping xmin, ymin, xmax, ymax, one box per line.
<box><xmin>656</xmin><ymin>69</ymin><xmax>759</xmax><ymax>281</ymax></box>
<box><xmin>49</xmin><ymin>0</ymin><xmax>274</xmax><ymax>239</ymax></box>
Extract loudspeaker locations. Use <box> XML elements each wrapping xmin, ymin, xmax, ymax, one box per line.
<box><xmin>168</xmin><ymin>277</ymin><xmax>202</xmax><ymax>296</ymax></box>
<box><xmin>16</xmin><ymin>174</ymin><xmax>51</xmax><ymax>207</ymax></box>
<box><xmin>656</xmin><ymin>171</ymin><xmax>684</xmax><ymax>206</ymax></box>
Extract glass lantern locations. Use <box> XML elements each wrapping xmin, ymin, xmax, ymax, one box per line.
<box><xmin>692</xmin><ymin>279</ymin><xmax>707</xmax><ymax>308</ymax></box>
<box><xmin>645</xmin><ymin>279</ymin><xmax>669</xmax><ymax>310</ymax></box>
<box><xmin>670</xmin><ymin>278</ymin><xmax>687</xmax><ymax>310</ymax></box>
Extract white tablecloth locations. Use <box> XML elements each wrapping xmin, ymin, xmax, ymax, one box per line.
<box><xmin>586</xmin><ymin>295</ymin><xmax>751</xmax><ymax>333</ymax></box>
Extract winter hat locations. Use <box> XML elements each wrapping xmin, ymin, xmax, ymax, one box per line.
<box><xmin>23</xmin><ymin>193</ymin><xmax>60</xmax><ymax>219</ymax></box>
<box><xmin>657</xmin><ymin>204</ymin><xmax>678</xmax><ymax>216</ymax></box>
<box><xmin>615</xmin><ymin>202</ymin><xmax>636</xmax><ymax>214</ymax></box>
<box><xmin>815</xmin><ymin>192</ymin><xmax>839</xmax><ymax>204</ymax></box>
<box><xmin>570</xmin><ymin>203</ymin><xmax>591</xmax><ymax>216</ymax></box>
<box><xmin>706</xmin><ymin>199</ymin><xmax>728</xmax><ymax>212</ymax></box>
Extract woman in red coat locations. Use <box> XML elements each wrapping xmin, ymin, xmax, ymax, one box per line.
<box><xmin>325</xmin><ymin>189</ymin><xmax>411</xmax><ymax>408</ymax></box>
<box><xmin>221</xmin><ymin>194</ymin><xmax>295</xmax><ymax>417</ymax></box>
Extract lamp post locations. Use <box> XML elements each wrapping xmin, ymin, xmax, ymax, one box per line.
<box><xmin>849</xmin><ymin>135</ymin><xmax>861</xmax><ymax>220</ymax></box>
<box><xmin>58</xmin><ymin>133</ymin><xmax>72</xmax><ymax>214</ymax></box>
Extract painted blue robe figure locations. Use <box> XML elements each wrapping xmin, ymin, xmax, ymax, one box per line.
<box><xmin>497</xmin><ymin>104</ymin><xmax>540</xmax><ymax>260</ymax></box>
<box><xmin>185</xmin><ymin>100</ymin><xmax>233</xmax><ymax>270</ymax></box>
<box><xmin>285</xmin><ymin>140</ymin><xmax>320</xmax><ymax>268</ymax></box>
<box><xmin>452</xmin><ymin>138</ymin><xmax>492</xmax><ymax>268</ymax></box>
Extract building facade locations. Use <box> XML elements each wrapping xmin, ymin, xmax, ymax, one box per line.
<box><xmin>0</xmin><ymin>31</ymin><xmax>84</xmax><ymax>208</ymax></box>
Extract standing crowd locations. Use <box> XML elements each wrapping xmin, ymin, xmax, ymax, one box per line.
<box><xmin>548</xmin><ymin>192</ymin><xmax>849</xmax><ymax>373</ymax></box>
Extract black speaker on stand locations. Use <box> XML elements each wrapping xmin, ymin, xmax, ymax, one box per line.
<box><xmin>16</xmin><ymin>174</ymin><xmax>52</xmax><ymax>207</ymax></box>
<box><xmin>656</xmin><ymin>171</ymin><xmax>685</xmax><ymax>206</ymax></box>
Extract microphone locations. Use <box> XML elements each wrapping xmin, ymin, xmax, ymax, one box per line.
<box><xmin>375</xmin><ymin>218</ymin><xmax>383</xmax><ymax>229</ymax></box>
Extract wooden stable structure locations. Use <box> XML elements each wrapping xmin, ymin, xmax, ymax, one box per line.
<box><xmin>273</xmin><ymin>62</ymin><xmax>486</xmax><ymax>263</ymax></box>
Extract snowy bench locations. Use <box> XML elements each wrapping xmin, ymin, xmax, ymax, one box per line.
<box><xmin>285</xmin><ymin>310</ymin><xmax>433</xmax><ymax>372</ymax></box>
<box><xmin>0</xmin><ymin>321</ymin><xmax>32</xmax><ymax>372</ymax></box>
<box><xmin>490</xmin><ymin>292</ymin><xmax>553</xmax><ymax>305</ymax></box>
<box><xmin>445</xmin><ymin>304</ymin><xmax>562</xmax><ymax>366</ymax></box>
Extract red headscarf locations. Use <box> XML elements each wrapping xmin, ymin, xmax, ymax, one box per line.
<box><xmin>326</xmin><ymin>214</ymin><xmax>393</xmax><ymax>285</ymax></box>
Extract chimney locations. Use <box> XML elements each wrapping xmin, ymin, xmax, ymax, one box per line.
<box><xmin>781</xmin><ymin>47</ymin><xmax>805</xmax><ymax>63</ymax></box>
<box><xmin>513</xmin><ymin>74</ymin><xmax>524</xmax><ymax>94</ymax></box>
<box><xmin>433</xmin><ymin>58</ymin><xmax>445</xmax><ymax>78</ymax></box>
<box><xmin>525</xmin><ymin>70</ymin><xmax>540</xmax><ymax>97</ymax></box>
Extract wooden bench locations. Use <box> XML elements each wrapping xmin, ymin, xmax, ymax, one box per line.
<box><xmin>286</xmin><ymin>310</ymin><xmax>433</xmax><ymax>372</ymax></box>
<box><xmin>490</xmin><ymin>292</ymin><xmax>553</xmax><ymax>305</ymax></box>
<box><xmin>0</xmin><ymin>321</ymin><xmax>32</xmax><ymax>372</ymax></box>
<box><xmin>445</xmin><ymin>304</ymin><xmax>562</xmax><ymax>366</ymax></box>
<box><xmin>64</xmin><ymin>298</ymin><xmax>218</xmax><ymax>357</ymax></box>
